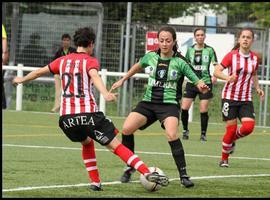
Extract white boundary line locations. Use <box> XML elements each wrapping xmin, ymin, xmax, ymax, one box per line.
<box><xmin>4</xmin><ymin>110</ymin><xmax>270</xmax><ymax>129</ymax></box>
<box><xmin>3</xmin><ymin>144</ymin><xmax>270</xmax><ymax>161</ymax></box>
<box><xmin>3</xmin><ymin>174</ymin><xmax>270</xmax><ymax>192</ymax></box>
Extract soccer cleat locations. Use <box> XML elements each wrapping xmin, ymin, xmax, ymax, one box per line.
<box><xmin>120</xmin><ymin>166</ymin><xmax>136</xmax><ymax>183</ymax></box>
<box><xmin>180</xmin><ymin>175</ymin><xmax>194</xmax><ymax>188</ymax></box>
<box><xmin>219</xmin><ymin>160</ymin><xmax>229</xmax><ymax>168</ymax></box>
<box><xmin>229</xmin><ymin>142</ymin><xmax>236</xmax><ymax>154</ymax></box>
<box><xmin>90</xmin><ymin>184</ymin><xmax>103</xmax><ymax>191</ymax></box>
<box><xmin>145</xmin><ymin>172</ymin><xmax>169</xmax><ymax>187</ymax></box>
<box><xmin>182</xmin><ymin>130</ymin><xmax>189</xmax><ymax>140</ymax></box>
<box><xmin>200</xmin><ymin>135</ymin><xmax>207</xmax><ymax>141</ymax></box>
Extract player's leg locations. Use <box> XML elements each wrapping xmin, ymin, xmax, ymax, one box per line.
<box><xmin>199</xmin><ymin>99</ymin><xmax>209</xmax><ymax>141</ymax></box>
<box><xmin>163</xmin><ymin>116</ymin><xmax>194</xmax><ymax>188</ymax></box>
<box><xmin>81</xmin><ymin>137</ymin><xmax>102</xmax><ymax>191</ymax></box>
<box><xmin>234</xmin><ymin>102</ymin><xmax>255</xmax><ymax>141</ymax></box>
<box><xmin>181</xmin><ymin>82</ymin><xmax>197</xmax><ymax>140</ymax></box>
<box><xmin>120</xmin><ymin>111</ymin><xmax>147</xmax><ymax>182</ymax></box>
<box><xmin>181</xmin><ymin>97</ymin><xmax>193</xmax><ymax>140</ymax></box>
<box><xmin>51</xmin><ymin>74</ymin><xmax>61</xmax><ymax>113</ymax></box>
<box><xmin>107</xmin><ymin>137</ymin><xmax>169</xmax><ymax>186</ymax></box>
<box><xmin>198</xmin><ymin>84</ymin><xmax>213</xmax><ymax>141</ymax></box>
<box><xmin>220</xmin><ymin>100</ymin><xmax>238</xmax><ymax>167</ymax></box>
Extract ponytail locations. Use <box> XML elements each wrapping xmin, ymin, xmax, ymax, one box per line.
<box><xmin>231</xmin><ymin>43</ymin><xmax>240</xmax><ymax>51</ymax></box>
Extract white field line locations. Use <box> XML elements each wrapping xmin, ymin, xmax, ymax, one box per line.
<box><xmin>4</xmin><ymin>110</ymin><xmax>270</xmax><ymax>129</ymax></box>
<box><xmin>3</xmin><ymin>174</ymin><xmax>270</xmax><ymax>192</ymax></box>
<box><xmin>3</xmin><ymin>144</ymin><xmax>270</xmax><ymax>161</ymax></box>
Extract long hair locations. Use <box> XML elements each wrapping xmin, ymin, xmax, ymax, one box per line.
<box><xmin>157</xmin><ymin>26</ymin><xmax>179</xmax><ymax>55</ymax></box>
<box><xmin>231</xmin><ymin>27</ymin><xmax>254</xmax><ymax>50</ymax></box>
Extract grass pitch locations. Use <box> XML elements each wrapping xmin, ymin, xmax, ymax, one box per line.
<box><xmin>2</xmin><ymin>110</ymin><xmax>270</xmax><ymax>198</ymax></box>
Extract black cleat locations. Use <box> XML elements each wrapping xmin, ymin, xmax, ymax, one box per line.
<box><xmin>229</xmin><ymin>142</ymin><xmax>236</xmax><ymax>154</ymax></box>
<box><xmin>182</xmin><ymin>130</ymin><xmax>189</xmax><ymax>140</ymax></box>
<box><xmin>219</xmin><ymin>160</ymin><xmax>229</xmax><ymax>168</ymax></box>
<box><xmin>90</xmin><ymin>184</ymin><xmax>103</xmax><ymax>191</ymax></box>
<box><xmin>180</xmin><ymin>175</ymin><xmax>194</xmax><ymax>188</ymax></box>
<box><xmin>145</xmin><ymin>172</ymin><xmax>169</xmax><ymax>187</ymax></box>
<box><xmin>200</xmin><ymin>135</ymin><xmax>207</xmax><ymax>141</ymax></box>
<box><xmin>120</xmin><ymin>166</ymin><xmax>136</xmax><ymax>183</ymax></box>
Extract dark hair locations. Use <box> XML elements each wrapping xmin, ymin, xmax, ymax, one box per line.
<box><xmin>73</xmin><ymin>27</ymin><xmax>96</xmax><ymax>48</ymax></box>
<box><xmin>231</xmin><ymin>27</ymin><xmax>254</xmax><ymax>50</ymax></box>
<box><xmin>61</xmin><ymin>33</ymin><xmax>71</xmax><ymax>40</ymax></box>
<box><xmin>193</xmin><ymin>28</ymin><xmax>205</xmax><ymax>36</ymax></box>
<box><xmin>157</xmin><ymin>26</ymin><xmax>179</xmax><ymax>55</ymax></box>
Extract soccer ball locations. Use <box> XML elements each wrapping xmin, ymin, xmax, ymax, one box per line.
<box><xmin>140</xmin><ymin>167</ymin><xmax>166</xmax><ymax>192</ymax></box>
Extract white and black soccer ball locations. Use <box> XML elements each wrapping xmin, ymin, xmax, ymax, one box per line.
<box><xmin>140</xmin><ymin>167</ymin><xmax>166</xmax><ymax>192</ymax></box>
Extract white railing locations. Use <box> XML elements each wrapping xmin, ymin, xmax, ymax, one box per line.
<box><xmin>3</xmin><ymin>64</ymin><xmax>270</xmax><ymax>126</ymax></box>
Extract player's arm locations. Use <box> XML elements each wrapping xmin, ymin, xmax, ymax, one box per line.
<box><xmin>89</xmin><ymin>68</ymin><xmax>118</xmax><ymax>102</ymax></box>
<box><xmin>213</xmin><ymin>64</ymin><xmax>237</xmax><ymax>83</ymax></box>
<box><xmin>111</xmin><ymin>62</ymin><xmax>143</xmax><ymax>90</ymax></box>
<box><xmin>12</xmin><ymin>66</ymin><xmax>50</xmax><ymax>85</ymax></box>
<box><xmin>253</xmin><ymin>72</ymin><xmax>264</xmax><ymax>97</ymax></box>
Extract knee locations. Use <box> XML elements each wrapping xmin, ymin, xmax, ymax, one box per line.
<box><xmin>240</xmin><ymin>121</ymin><xmax>255</xmax><ymax>135</ymax></box>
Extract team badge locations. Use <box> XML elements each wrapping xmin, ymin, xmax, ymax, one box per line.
<box><xmin>203</xmin><ymin>55</ymin><xmax>209</xmax><ymax>62</ymax></box>
<box><xmin>170</xmin><ymin>70</ymin><xmax>178</xmax><ymax>80</ymax></box>
<box><xmin>158</xmin><ymin>69</ymin><xmax>166</xmax><ymax>79</ymax></box>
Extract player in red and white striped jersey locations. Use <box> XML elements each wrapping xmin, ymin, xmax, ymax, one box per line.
<box><xmin>12</xmin><ymin>27</ymin><xmax>169</xmax><ymax>191</ymax></box>
<box><xmin>214</xmin><ymin>28</ymin><xmax>264</xmax><ymax>167</ymax></box>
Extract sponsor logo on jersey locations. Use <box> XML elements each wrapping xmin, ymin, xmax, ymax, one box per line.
<box><xmin>149</xmin><ymin>77</ymin><xmax>177</xmax><ymax>89</ymax></box>
<box><xmin>158</xmin><ymin>63</ymin><xmax>168</xmax><ymax>67</ymax></box>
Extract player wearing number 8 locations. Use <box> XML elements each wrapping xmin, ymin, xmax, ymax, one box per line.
<box><xmin>214</xmin><ymin>28</ymin><xmax>264</xmax><ymax>168</ymax></box>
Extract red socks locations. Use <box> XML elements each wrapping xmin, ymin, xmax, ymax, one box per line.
<box><xmin>234</xmin><ymin>121</ymin><xmax>255</xmax><ymax>141</ymax></box>
<box><xmin>114</xmin><ymin>143</ymin><xmax>150</xmax><ymax>175</ymax></box>
<box><xmin>82</xmin><ymin>140</ymin><xmax>100</xmax><ymax>185</ymax></box>
<box><xmin>222</xmin><ymin>124</ymin><xmax>237</xmax><ymax>160</ymax></box>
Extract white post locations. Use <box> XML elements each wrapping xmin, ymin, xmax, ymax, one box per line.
<box><xmin>16</xmin><ymin>64</ymin><xmax>23</xmax><ymax>111</ymax></box>
<box><xmin>188</xmin><ymin>102</ymin><xmax>193</xmax><ymax>122</ymax></box>
<box><xmin>99</xmin><ymin>69</ymin><xmax>107</xmax><ymax>114</ymax></box>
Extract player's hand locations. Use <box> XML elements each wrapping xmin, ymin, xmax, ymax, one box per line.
<box><xmin>256</xmin><ymin>88</ymin><xmax>264</xmax><ymax>98</ymax></box>
<box><xmin>111</xmin><ymin>79</ymin><xmax>124</xmax><ymax>90</ymax></box>
<box><xmin>12</xmin><ymin>77</ymin><xmax>24</xmax><ymax>86</ymax></box>
<box><xmin>226</xmin><ymin>74</ymin><xmax>237</xmax><ymax>83</ymax></box>
<box><xmin>104</xmin><ymin>91</ymin><xmax>118</xmax><ymax>102</ymax></box>
<box><xmin>196</xmin><ymin>80</ymin><xmax>210</xmax><ymax>94</ymax></box>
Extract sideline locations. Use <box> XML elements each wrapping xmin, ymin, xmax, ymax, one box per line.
<box><xmin>3</xmin><ymin>173</ymin><xmax>270</xmax><ymax>192</ymax></box>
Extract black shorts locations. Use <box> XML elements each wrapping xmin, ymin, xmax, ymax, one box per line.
<box><xmin>132</xmin><ymin>101</ymin><xmax>180</xmax><ymax>130</ymax></box>
<box><xmin>59</xmin><ymin>112</ymin><xmax>118</xmax><ymax>145</ymax></box>
<box><xmin>183</xmin><ymin>82</ymin><xmax>213</xmax><ymax>100</ymax></box>
<box><xmin>221</xmin><ymin>99</ymin><xmax>255</xmax><ymax>121</ymax></box>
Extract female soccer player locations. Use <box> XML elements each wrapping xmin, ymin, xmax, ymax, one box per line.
<box><xmin>214</xmin><ymin>28</ymin><xmax>264</xmax><ymax>167</ymax></box>
<box><xmin>12</xmin><ymin>27</ymin><xmax>169</xmax><ymax>191</ymax></box>
<box><xmin>111</xmin><ymin>26</ymin><xmax>209</xmax><ymax>188</ymax></box>
<box><xmin>181</xmin><ymin>28</ymin><xmax>218</xmax><ymax>141</ymax></box>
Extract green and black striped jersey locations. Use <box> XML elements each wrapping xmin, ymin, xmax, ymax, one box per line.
<box><xmin>139</xmin><ymin>51</ymin><xmax>200</xmax><ymax>105</ymax></box>
<box><xmin>185</xmin><ymin>44</ymin><xmax>218</xmax><ymax>84</ymax></box>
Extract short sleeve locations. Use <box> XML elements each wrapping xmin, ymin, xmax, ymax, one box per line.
<box><xmin>139</xmin><ymin>52</ymin><xmax>152</xmax><ymax>68</ymax></box>
<box><xmin>221</xmin><ymin>51</ymin><xmax>232</xmax><ymax>68</ymax></box>
<box><xmin>48</xmin><ymin>57</ymin><xmax>62</xmax><ymax>74</ymax></box>
<box><xmin>86</xmin><ymin>57</ymin><xmax>100</xmax><ymax>72</ymax></box>
<box><xmin>2</xmin><ymin>24</ymin><xmax>7</xmax><ymax>39</ymax></box>
<box><xmin>210</xmin><ymin>48</ymin><xmax>218</xmax><ymax>64</ymax></box>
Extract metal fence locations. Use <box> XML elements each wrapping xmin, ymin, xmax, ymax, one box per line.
<box><xmin>2</xmin><ymin>2</ymin><xmax>270</xmax><ymax>127</ymax></box>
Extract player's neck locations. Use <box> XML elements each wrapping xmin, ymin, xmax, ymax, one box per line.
<box><xmin>77</xmin><ymin>47</ymin><xmax>90</xmax><ymax>54</ymax></box>
<box><xmin>195</xmin><ymin>43</ymin><xmax>204</xmax><ymax>49</ymax></box>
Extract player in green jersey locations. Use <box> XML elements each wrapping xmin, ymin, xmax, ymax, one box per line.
<box><xmin>111</xmin><ymin>26</ymin><xmax>209</xmax><ymax>188</ymax></box>
<box><xmin>181</xmin><ymin>28</ymin><xmax>218</xmax><ymax>141</ymax></box>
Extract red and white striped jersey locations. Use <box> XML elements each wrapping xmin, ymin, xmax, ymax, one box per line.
<box><xmin>220</xmin><ymin>49</ymin><xmax>259</xmax><ymax>101</ymax></box>
<box><xmin>49</xmin><ymin>52</ymin><xmax>99</xmax><ymax>116</ymax></box>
